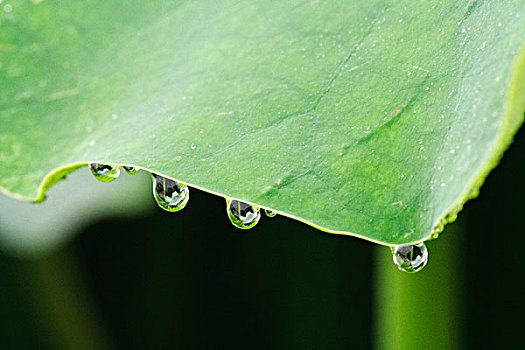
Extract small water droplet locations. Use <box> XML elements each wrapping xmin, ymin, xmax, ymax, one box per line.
<box><xmin>152</xmin><ymin>174</ymin><xmax>189</xmax><ymax>212</ymax></box>
<box><xmin>265</xmin><ymin>209</ymin><xmax>277</xmax><ymax>217</ymax></box>
<box><xmin>444</xmin><ymin>211</ymin><xmax>458</xmax><ymax>223</ymax></box>
<box><xmin>392</xmin><ymin>243</ymin><xmax>428</xmax><ymax>273</ymax></box>
<box><xmin>123</xmin><ymin>166</ymin><xmax>140</xmax><ymax>175</ymax></box>
<box><xmin>89</xmin><ymin>163</ymin><xmax>120</xmax><ymax>182</ymax></box>
<box><xmin>226</xmin><ymin>199</ymin><xmax>260</xmax><ymax>229</ymax></box>
<box><xmin>432</xmin><ymin>222</ymin><xmax>444</xmax><ymax>235</ymax></box>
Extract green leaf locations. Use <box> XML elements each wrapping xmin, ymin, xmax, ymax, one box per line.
<box><xmin>1</xmin><ymin>0</ymin><xmax>524</xmax><ymax>245</ymax></box>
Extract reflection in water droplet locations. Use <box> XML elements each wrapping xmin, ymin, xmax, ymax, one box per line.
<box><xmin>226</xmin><ymin>199</ymin><xmax>260</xmax><ymax>229</ymax></box>
<box><xmin>123</xmin><ymin>166</ymin><xmax>140</xmax><ymax>175</ymax></box>
<box><xmin>392</xmin><ymin>243</ymin><xmax>428</xmax><ymax>273</ymax></box>
<box><xmin>152</xmin><ymin>174</ymin><xmax>189</xmax><ymax>212</ymax></box>
<box><xmin>265</xmin><ymin>209</ymin><xmax>277</xmax><ymax>217</ymax></box>
<box><xmin>89</xmin><ymin>163</ymin><xmax>120</xmax><ymax>182</ymax></box>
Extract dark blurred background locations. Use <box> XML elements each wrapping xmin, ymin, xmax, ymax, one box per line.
<box><xmin>0</xmin><ymin>125</ymin><xmax>523</xmax><ymax>350</ymax></box>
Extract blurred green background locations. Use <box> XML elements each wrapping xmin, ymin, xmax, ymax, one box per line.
<box><xmin>0</xmin><ymin>125</ymin><xmax>523</xmax><ymax>349</ymax></box>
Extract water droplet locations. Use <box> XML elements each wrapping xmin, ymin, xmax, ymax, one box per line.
<box><xmin>123</xmin><ymin>166</ymin><xmax>140</xmax><ymax>175</ymax></box>
<box><xmin>152</xmin><ymin>174</ymin><xmax>189</xmax><ymax>212</ymax></box>
<box><xmin>392</xmin><ymin>243</ymin><xmax>428</xmax><ymax>273</ymax></box>
<box><xmin>444</xmin><ymin>211</ymin><xmax>458</xmax><ymax>223</ymax></box>
<box><xmin>226</xmin><ymin>199</ymin><xmax>260</xmax><ymax>229</ymax></box>
<box><xmin>89</xmin><ymin>163</ymin><xmax>120</xmax><ymax>182</ymax></box>
<box><xmin>265</xmin><ymin>209</ymin><xmax>277</xmax><ymax>217</ymax></box>
<box><xmin>432</xmin><ymin>222</ymin><xmax>444</xmax><ymax>237</ymax></box>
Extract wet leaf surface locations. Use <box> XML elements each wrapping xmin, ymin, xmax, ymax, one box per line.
<box><xmin>0</xmin><ymin>1</ymin><xmax>523</xmax><ymax>244</ymax></box>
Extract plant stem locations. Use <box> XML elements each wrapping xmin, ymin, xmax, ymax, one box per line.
<box><xmin>20</xmin><ymin>248</ymin><xmax>115</xmax><ymax>350</ymax></box>
<box><xmin>373</xmin><ymin>225</ymin><xmax>464</xmax><ymax>350</ymax></box>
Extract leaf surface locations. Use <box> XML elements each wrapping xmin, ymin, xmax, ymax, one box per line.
<box><xmin>1</xmin><ymin>0</ymin><xmax>524</xmax><ymax>244</ymax></box>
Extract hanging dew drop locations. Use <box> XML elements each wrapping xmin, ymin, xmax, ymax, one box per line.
<box><xmin>265</xmin><ymin>209</ymin><xmax>277</xmax><ymax>217</ymax></box>
<box><xmin>152</xmin><ymin>174</ymin><xmax>189</xmax><ymax>212</ymax></box>
<box><xmin>392</xmin><ymin>243</ymin><xmax>428</xmax><ymax>273</ymax></box>
<box><xmin>89</xmin><ymin>163</ymin><xmax>120</xmax><ymax>182</ymax></box>
<box><xmin>226</xmin><ymin>199</ymin><xmax>261</xmax><ymax>229</ymax></box>
<box><xmin>123</xmin><ymin>166</ymin><xmax>140</xmax><ymax>175</ymax></box>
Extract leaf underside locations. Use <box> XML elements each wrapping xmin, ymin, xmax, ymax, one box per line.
<box><xmin>1</xmin><ymin>0</ymin><xmax>524</xmax><ymax>245</ymax></box>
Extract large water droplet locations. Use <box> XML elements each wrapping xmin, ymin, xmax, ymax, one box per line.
<box><xmin>226</xmin><ymin>199</ymin><xmax>260</xmax><ymax>229</ymax></box>
<box><xmin>89</xmin><ymin>163</ymin><xmax>120</xmax><ymax>182</ymax></box>
<box><xmin>152</xmin><ymin>174</ymin><xmax>189</xmax><ymax>212</ymax></box>
<box><xmin>123</xmin><ymin>166</ymin><xmax>140</xmax><ymax>175</ymax></box>
<box><xmin>265</xmin><ymin>209</ymin><xmax>277</xmax><ymax>217</ymax></box>
<box><xmin>392</xmin><ymin>243</ymin><xmax>428</xmax><ymax>273</ymax></box>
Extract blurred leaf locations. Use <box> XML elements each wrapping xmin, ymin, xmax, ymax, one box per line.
<box><xmin>0</xmin><ymin>169</ymin><xmax>153</xmax><ymax>256</ymax></box>
<box><xmin>0</xmin><ymin>1</ymin><xmax>523</xmax><ymax>244</ymax></box>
